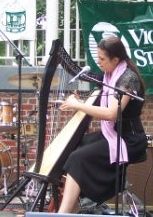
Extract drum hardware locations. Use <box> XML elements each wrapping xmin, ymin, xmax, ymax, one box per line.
<box><xmin>0</xmin><ymin>142</ymin><xmax>14</xmax><ymax>193</ymax></box>
<box><xmin>1</xmin><ymin>132</ymin><xmax>16</xmax><ymax>140</ymax></box>
<box><xmin>0</xmin><ymin>125</ymin><xmax>17</xmax><ymax>133</ymax></box>
<box><xmin>20</xmin><ymin>138</ymin><xmax>35</xmax><ymax>157</ymax></box>
<box><xmin>21</xmin><ymin>122</ymin><xmax>37</xmax><ymax>137</ymax></box>
<box><xmin>8</xmin><ymin>73</ymin><xmax>43</xmax><ymax>89</ymax></box>
<box><xmin>1</xmin><ymin>122</ymin><xmax>37</xmax><ymax>138</ymax></box>
<box><xmin>19</xmin><ymin>74</ymin><xmax>39</xmax><ymax>171</ymax></box>
<box><xmin>1</xmin><ymin>166</ymin><xmax>16</xmax><ymax>196</ymax></box>
<box><xmin>0</xmin><ymin>146</ymin><xmax>10</xmax><ymax>152</ymax></box>
<box><xmin>20</xmin><ymin>80</ymin><xmax>39</xmax><ymax>171</ymax></box>
<box><xmin>20</xmin><ymin>123</ymin><xmax>37</xmax><ymax>172</ymax></box>
<box><xmin>2</xmin><ymin>122</ymin><xmax>37</xmax><ymax>139</ymax></box>
<box><xmin>146</xmin><ymin>134</ymin><xmax>153</xmax><ymax>147</ymax></box>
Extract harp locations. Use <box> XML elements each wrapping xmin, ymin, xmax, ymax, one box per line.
<box><xmin>29</xmin><ymin>39</ymin><xmax>102</xmax><ymax>179</ymax></box>
<box><xmin>1</xmin><ymin>39</ymin><xmax>102</xmax><ymax>211</ymax></box>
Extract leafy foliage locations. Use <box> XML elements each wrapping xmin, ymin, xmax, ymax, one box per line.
<box><xmin>36</xmin><ymin>0</ymin><xmax>46</xmax><ymax>18</ymax></box>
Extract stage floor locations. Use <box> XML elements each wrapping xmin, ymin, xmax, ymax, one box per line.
<box><xmin>0</xmin><ymin>194</ymin><xmax>153</xmax><ymax>217</ymax></box>
<box><xmin>0</xmin><ymin>211</ymin><xmax>23</xmax><ymax>217</ymax></box>
<box><xmin>0</xmin><ymin>196</ymin><xmax>25</xmax><ymax>217</ymax></box>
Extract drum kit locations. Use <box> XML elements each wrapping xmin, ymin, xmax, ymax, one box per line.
<box><xmin>0</xmin><ymin>72</ymin><xmax>42</xmax><ymax>196</ymax></box>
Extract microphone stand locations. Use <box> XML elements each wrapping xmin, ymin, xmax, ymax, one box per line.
<box><xmin>0</xmin><ymin>28</ymin><xmax>32</xmax><ymax>186</ymax></box>
<box><xmin>81</xmin><ymin>73</ymin><xmax>144</xmax><ymax>215</ymax></box>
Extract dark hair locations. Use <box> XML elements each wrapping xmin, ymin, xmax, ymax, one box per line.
<box><xmin>98</xmin><ymin>36</ymin><xmax>145</xmax><ymax>93</ymax></box>
<box><xmin>98</xmin><ymin>36</ymin><xmax>128</xmax><ymax>61</ymax></box>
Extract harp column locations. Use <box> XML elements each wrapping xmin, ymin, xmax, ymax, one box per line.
<box><xmin>45</xmin><ymin>0</ymin><xmax>59</xmax><ymax>62</ymax></box>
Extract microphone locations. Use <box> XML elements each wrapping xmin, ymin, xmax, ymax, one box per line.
<box><xmin>68</xmin><ymin>65</ymin><xmax>91</xmax><ymax>84</ymax></box>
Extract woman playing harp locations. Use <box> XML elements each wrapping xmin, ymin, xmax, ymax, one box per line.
<box><xmin>58</xmin><ymin>36</ymin><xmax>148</xmax><ymax>213</ymax></box>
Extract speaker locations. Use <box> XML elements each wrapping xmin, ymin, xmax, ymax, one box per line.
<box><xmin>25</xmin><ymin>212</ymin><xmax>128</xmax><ymax>217</ymax></box>
<box><xmin>127</xmin><ymin>147</ymin><xmax>153</xmax><ymax>207</ymax></box>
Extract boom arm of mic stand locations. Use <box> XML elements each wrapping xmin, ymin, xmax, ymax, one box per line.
<box><xmin>84</xmin><ymin>74</ymin><xmax>144</xmax><ymax>102</ymax></box>
<box><xmin>0</xmin><ymin>28</ymin><xmax>32</xmax><ymax>67</ymax></box>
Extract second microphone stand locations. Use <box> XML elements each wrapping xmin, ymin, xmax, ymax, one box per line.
<box><xmin>0</xmin><ymin>28</ymin><xmax>32</xmax><ymax>185</ymax></box>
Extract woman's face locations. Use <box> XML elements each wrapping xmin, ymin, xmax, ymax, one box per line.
<box><xmin>97</xmin><ymin>48</ymin><xmax>119</xmax><ymax>73</ymax></box>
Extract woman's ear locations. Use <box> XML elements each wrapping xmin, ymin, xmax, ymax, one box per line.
<box><xmin>113</xmin><ymin>57</ymin><xmax>120</xmax><ymax>65</ymax></box>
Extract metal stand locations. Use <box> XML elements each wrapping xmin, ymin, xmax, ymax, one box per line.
<box><xmin>0</xmin><ymin>172</ymin><xmax>50</xmax><ymax>212</ymax></box>
<box><xmin>21</xmin><ymin>83</ymin><xmax>40</xmax><ymax>172</ymax></box>
<box><xmin>0</xmin><ymin>28</ymin><xmax>32</xmax><ymax>184</ymax></box>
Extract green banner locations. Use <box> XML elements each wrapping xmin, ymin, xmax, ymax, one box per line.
<box><xmin>77</xmin><ymin>0</ymin><xmax>153</xmax><ymax>95</ymax></box>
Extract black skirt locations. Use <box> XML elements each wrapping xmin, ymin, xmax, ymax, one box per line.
<box><xmin>63</xmin><ymin>131</ymin><xmax>127</xmax><ymax>203</ymax></box>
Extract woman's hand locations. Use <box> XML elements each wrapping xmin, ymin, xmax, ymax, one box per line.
<box><xmin>59</xmin><ymin>94</ymin><xmax>81</xmax><ymax>111</ymax></box>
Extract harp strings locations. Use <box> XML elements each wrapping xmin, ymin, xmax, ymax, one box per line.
<box><xmin>48</xmin><ymin>62</ymin><xmax>79</xmax><ymax>145</ymax></box>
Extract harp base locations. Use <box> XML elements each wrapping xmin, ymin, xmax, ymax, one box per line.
<box><xmin>0</xmin><ymin>171</ymin><xmax>61</xmax><ymax>212</ymax></box>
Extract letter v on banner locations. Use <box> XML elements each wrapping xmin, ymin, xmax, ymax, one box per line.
<box><xmin>0</xmin><ymin>0</ymin><xmax>36</xmax><ymax>41</ymax></box>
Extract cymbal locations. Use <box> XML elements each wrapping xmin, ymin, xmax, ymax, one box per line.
<box><xmin>8</xmin><ymin>73</ymin><xmax>43</xmax><ymax>89</ymax></box>
<box><xmin>8</xmin><ymin>73</ymin><xmax>60</xmax><ymax>89</ymax></box>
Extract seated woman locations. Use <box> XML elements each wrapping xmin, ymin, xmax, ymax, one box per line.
<box><xmin>59</xmin><ymin>36</ymin><xmax>148</xmax><ymax>213</ymax></box>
